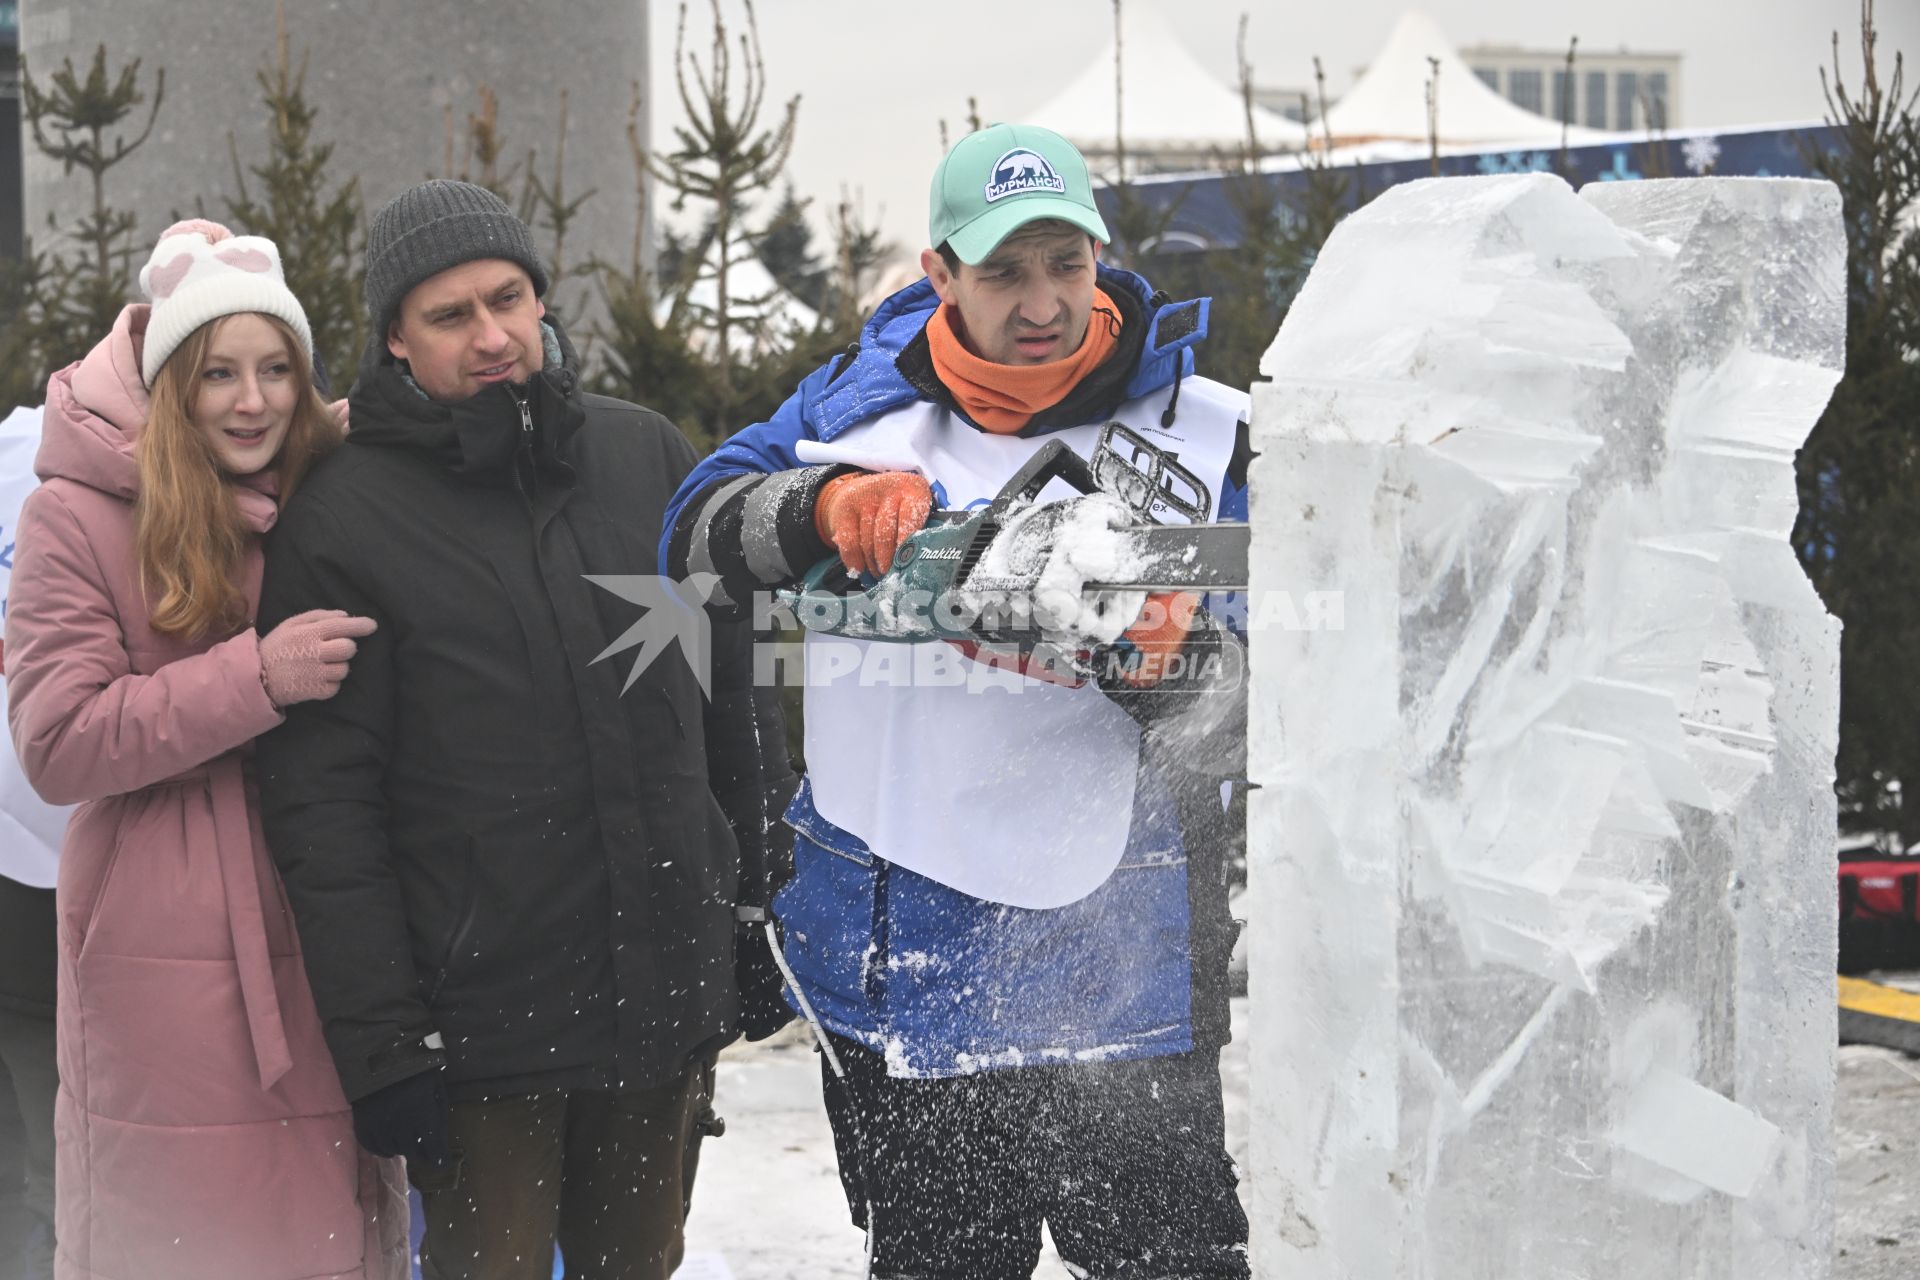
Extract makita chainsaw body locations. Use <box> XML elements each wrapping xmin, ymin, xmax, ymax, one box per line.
<box><xmin>778</xmin><ymin>423</ymin><xmax>1250</xmax><ymax>646</ymax></box>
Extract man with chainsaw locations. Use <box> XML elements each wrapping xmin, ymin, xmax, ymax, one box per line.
<box><xmin>662</xmin><ymin>123</ymin><xmax>1250</xmax><ymax>1279</ymax></box>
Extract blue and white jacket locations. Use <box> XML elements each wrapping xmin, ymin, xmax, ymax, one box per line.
<box><xmin>660</xmin><ymin>265</ymin><xmax>1247</xmax><ymax>1077</ymax></box>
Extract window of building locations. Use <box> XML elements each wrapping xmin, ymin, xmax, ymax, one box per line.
<box><xmin>1616</xmin><ymin>71</ymin><xmax>1640</xmax><ymax>130</ymax></box>
<box><xmin>1645</xmin><ymin>71</ymin><xmax>1670</xmax><ymax>128</ymax></box>
<box><xmin>1585</xmin><ymin>70</ymin><xmax>1608</xmax><ymax>129</ymax></box>
<box><xmin>1508</xmin><ymin>68</ymin><xmax>1544</xmax><ymax>115</ymax></box>
<box><xmin>1472</xmin><ymin>66</ymin><xmax>1500</xmax><ymax>92</ymax></box>
<box><xmin>1552</xmin><ymin>69</ymin><xmax>1572</xmax><ymax>123</ymax></box>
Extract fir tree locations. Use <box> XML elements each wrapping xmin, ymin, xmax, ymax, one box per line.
<box><xmin>757</xmin><ymin>185</ymin><xmax>829</xmax><ymax>313</ymax></box>
<box><xmin>646</xmin><ymin>0</ymin><xmax>799</xmax><ymax>429</ymax></box>
<box><xmin>0</xmin><ymin>250</ymin><xmax>56</xmax><ymax>409</ymax></box>
<box><xmin>439</xmin><ymin>87</ymin><xmax>520</xmax><ymax>205</ymax></box>
<box><xmin>519</xmin><ymin>88</ymin><xmax>596</xmax><ymax>316</ymax></box>
<box><xmin>591</xmin><ymin>82</ymin><xmax>718</xmax><ymax>443</ymax></box>
<box><xmin>14</xmin><ymin>44</ymin><xmax>164</xmax><ymax>394</ymax></box>
<box><xmin>823</xmin><ymin>189</ymin><xmax>889</xmax><ymax>329</ymax></box>
<box><xmin>224</xmin><ymin>7</ymin><xmax>365</xmax><ymax>389</ymax></box>
<box><xmin>592</xmin><ymin>258</ymin><xmax>716</xmax><ymax>447</ymax></box>
<box><xmin>591</xmin><ymin>2</ymin><xmax>888</xmax><ymax>453</ymax></box>
<box><xmin>1796</xmin><ymin>0</ymin><xmax>1920</xmax><ymax>846</ymax></box>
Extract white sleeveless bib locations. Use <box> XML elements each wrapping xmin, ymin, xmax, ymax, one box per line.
<box><xmin>794</xmin><ymin>380</ymin><xmax>1242</xmax><ymax>908</ymax></box>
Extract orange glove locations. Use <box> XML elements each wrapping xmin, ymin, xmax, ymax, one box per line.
<box><xmin>1115</xmin><ymin>592</ymin><xmax>1202</xmax><ymax>688</ymax></box>
<box><xmin>814</xmin><ymin>471</ymin><xmax>934</xmax><ymax>578</ymax></box>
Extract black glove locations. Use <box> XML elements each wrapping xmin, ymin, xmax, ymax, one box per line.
<box><xmin>351</xmin><ymin>1068</ymin><xmax>452</xmax><ymax>1163</ymax></box>
<box><xmin>736</xmin><ymin>918</ymin><xmax>796</xmax><ymax>1042</ymax></box>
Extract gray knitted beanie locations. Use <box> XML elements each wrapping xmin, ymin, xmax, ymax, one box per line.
<box><xmin>364</xmin><ymin>179</ymin><xmax>549</xmax><ymax>337</ymax></box>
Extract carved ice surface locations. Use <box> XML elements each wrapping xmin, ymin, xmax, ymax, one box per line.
<box><xmin>1247</xmin><ymin>175</ymin><xmax>1843</xmax><ymax>1279</ymax></box>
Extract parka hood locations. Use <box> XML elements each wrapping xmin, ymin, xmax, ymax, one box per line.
<box><xmin>37</xmin><ymin>303</ymin><xmax>151</xmax><ymax>500</ymax></box>
<box><xmin>37</xmin><ymin>302</ymin><xmax>279</xmax><ymax>533</ymax></box>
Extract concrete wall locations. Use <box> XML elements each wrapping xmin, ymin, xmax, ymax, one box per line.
<box><xmin>20</xmin><ymin>0</ymin><xmax>649</xmax><ymax>338</ymax></box>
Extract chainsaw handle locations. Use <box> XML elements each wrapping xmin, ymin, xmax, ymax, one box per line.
<box><xmin>995</xmin><ymin>440</ymin><xmax>1100</xmax><ymax>507</ymax></box>
<box><xmin>794</xmin><ymin>552</ymin><xmax>859</xmax><ymax>599</ymax></box>
<box><xmin>783</xmin><ymin>446</ymin><xmax>1096</xmax><ymax>616</ymax></box>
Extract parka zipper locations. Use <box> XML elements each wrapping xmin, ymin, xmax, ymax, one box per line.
<box><xmin>513</xmin><ymin>385</ymin><xmax>534</xmax><ymax>439</ymax></box>
<box><xmin>510</xmin><ymin>385</ymin><xmax>537</xmax><ymax>504</ymax></box>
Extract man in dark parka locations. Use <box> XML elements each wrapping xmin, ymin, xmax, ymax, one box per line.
<box><xmin>256</xmin><ymin>179</ymin><xmax>792</xmax><ymax>1280</ymax></box>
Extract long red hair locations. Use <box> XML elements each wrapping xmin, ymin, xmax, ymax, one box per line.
<box><xmin>135</xmin><ymin>314</ymin><xmax>339</xmax><ymax>639</ymax></box>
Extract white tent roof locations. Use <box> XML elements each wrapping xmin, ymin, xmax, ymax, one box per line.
<box><xmin>1026</xmin><ymin>6</ymin><xmax>1309</xmax><ymax>160</ymax></box>
<box><xmin>1322</xmin><ymin>11</ymin><xmax>1606</xmax><ymax>148</ymax></box>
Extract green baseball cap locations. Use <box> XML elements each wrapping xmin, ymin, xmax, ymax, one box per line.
<box><xmin>928</xmin><ymin>123</ymin><xmax>1111</xmax><ymax>264</ymax></box>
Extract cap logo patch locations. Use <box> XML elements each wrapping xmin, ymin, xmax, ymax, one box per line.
<box><xmin>984</xmin><ymin>148</ymin><xmax>1065</xmax><ymax>203</ymax></box>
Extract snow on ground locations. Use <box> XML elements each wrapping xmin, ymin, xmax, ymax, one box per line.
<box><xmin>1835</xmin><ymin>969</ymin><xmax>1920</xmax><ymax>1280</ymax></box>
<box><xmin>1835</xmin><ymin>1046</ymin><xmax>1920</xmax><ymax>1279</ymax></box>
<box><xmin>681</xmin><ymin>999</ymin><xmax>1252</xmax><ymax>1277</ymax></box>
<box><xmin>682</xmin><ymin>992</ymin><xmax>1919</xmax><ymax>1278</ymax></box>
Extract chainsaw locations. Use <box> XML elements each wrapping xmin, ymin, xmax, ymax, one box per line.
<box><xmin>777</xmin><ymin>422</ymin><xmax>1250</xmax><ymax>646</ymax></box>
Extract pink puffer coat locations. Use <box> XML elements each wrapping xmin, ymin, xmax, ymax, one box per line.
<box><xmin>4</xmin><ymin>304</ymin><xmax>407</xmax><ymax>1280</ymax></box>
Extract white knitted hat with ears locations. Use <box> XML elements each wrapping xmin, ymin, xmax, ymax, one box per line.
<box><xmin>137</xmin><ymin>219</ymin><xmax>315</xmax><ymax>388</ymax></box>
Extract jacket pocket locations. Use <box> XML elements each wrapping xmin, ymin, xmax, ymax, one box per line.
<box><xmin>422</xmin><ymin>841</ymin><xmax>477</xmax><ymax>1009</ymax></box>
<box><xmin>67</xmin><ymin>791</ymin><xmax>159</xmax><ymax>960</ymax></box>
<box><xmin>773</xmin><ymin>781</ymin><xmax>884</xmax><ymax>1033</ymax></box>
<box><xmin>884</xmin><ymin>858</ymin><xmax>1195</xmax><ymax>1060</ymax></box>
<box><xmin>782</xmin><ymin>778</ymin><xmax>874</xmax><ymax>868</ymax></box>
<box><xmin>654</xmin><ymin>793</ymin><xmax>739</xmax><ymax>907</ymax></box>
<box><xmin>429</xmin><ymin>818</ymin><xmax>608</xmax><ymax>1036</ymax></box>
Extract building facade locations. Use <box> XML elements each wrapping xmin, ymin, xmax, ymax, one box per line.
<box><xmin>20</xmin><ymin>0</ymin><xmax>649</xmax><ymax>333</ymax></box>
<box><xmin>1458</xmin><ymin>43</ymin><xmax>1681</xmax><ymax>132</ymax></box>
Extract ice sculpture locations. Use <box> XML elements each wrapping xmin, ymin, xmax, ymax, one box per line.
<box><xmin>1246</xmin><ymin>174</ymin><xmax>1843</xmax><ymax>1278</ymax></box>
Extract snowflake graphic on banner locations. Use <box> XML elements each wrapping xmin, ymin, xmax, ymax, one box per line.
<box><xmin>1475</xmin><ymin>151</ymin><xmax>1554</xmax><ymax>177</ymax></box>
<box><xmin>1682</xmin><ymin>135</ymin><xmax>1723</xmax><ymax>175</ymax></box>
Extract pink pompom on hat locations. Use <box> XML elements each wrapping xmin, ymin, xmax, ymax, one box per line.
<box><xmin>136</xmin><ymin>219</ymin><xmax>314</xmax><ymax>387</ymax></box>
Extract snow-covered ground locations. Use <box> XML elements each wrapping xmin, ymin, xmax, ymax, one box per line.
<box><xmin>680</xmin><ymin>992</ymin><xmax>1919</xmax><ymax>1278</ymax></box>
<box><xmin>1834</xmin><ymin>969</ymin><xmax>1920</xmax><ymax>1280</ymax></box>
<box><xmin>680</xmin><ymin>1000</ymin><xmax>1252</xmax><ymax>1277</ymax></box>
<box><xmin>1835</xmin><ymin>1044</ymin><xmax>1920</xmax><ymax>1280</ymax></box>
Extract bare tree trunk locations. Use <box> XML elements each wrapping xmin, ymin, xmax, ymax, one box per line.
<box><xmin>1314</xmin><ymin>56</ymin><xmax>1335</xmax><ymax>152</ymax></box>
<box><xmin>1560</xmin><ymin>35</ymin><xmax>1578</xmax><ymax>176</ymax></box>
<box><xmin>1236</xmin><ymin>14</ymin><xmax>1258</xmax><ymax>170</ymax></box>
<box><xmin>1425</xmin><ymin>56</ymin><xmax>1441</xmax><ymax>176</ymax></box>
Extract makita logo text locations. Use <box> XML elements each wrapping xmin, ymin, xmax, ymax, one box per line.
<box><xmin>984</xmin><ymin>148</ymin><xmax>1065</xmax><ymax>203</ymax></box>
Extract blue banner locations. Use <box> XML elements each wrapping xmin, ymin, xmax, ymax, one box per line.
<box><xmin>1097</xmin><ymin>125</ymin><xmax>1842</xmax><ymax>253</ymax></box>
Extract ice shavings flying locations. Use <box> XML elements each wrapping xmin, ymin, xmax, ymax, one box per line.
<box><xmin>962</xmin><ymin>492</ymin><xmax>1148</xmax><ymax>646</ymax></box>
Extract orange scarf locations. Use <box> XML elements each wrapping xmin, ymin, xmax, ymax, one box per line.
<box><xmin>925</xmin><ymin>288</ymin><xmax>1123</xmax><ymax>434</ymax></box>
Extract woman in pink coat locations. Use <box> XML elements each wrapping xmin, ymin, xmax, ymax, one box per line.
<box><xmin>4</xmin><ymin>220</ymin><xmax>408</xmax><ymax>1280</ymax></box>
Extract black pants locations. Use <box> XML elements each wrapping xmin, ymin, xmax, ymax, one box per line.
<box><xmin>412</xmin><ymin>1066</ymin><xmax>708</xmax><ymax>1280</ymax></box>
<box><xmin>0</xmin><ymin>1008</ymin><xmax>57</xmax><ymax>1280</ymax></box>
<box><xmin>821</xmin><ymin>1036</ymin><xmax>1249</xmax><ymax>1280</ymax></box>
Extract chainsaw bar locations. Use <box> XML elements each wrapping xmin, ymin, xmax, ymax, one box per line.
<box><xmin>1086</xmin><ymin>523</ymin><xmax>1251</xmax><ymax>593</ymax></box>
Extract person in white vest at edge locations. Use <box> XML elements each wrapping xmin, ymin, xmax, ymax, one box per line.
<box><xmin>0</xmin><ymin>405</ymin><xmax>72</xmax><ymax>1280</ymax></box>
<box><xmin>661</xmin><ymin>123</ymin><xmax>1251</xmax><ymax>1279</ymax></box>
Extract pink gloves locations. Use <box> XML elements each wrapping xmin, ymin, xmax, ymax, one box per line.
<box><xmin>258</xmin><ymin>609</ymin><xmax>378</xmax><ymax>708</ymax></box>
